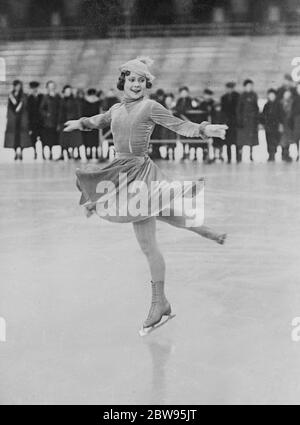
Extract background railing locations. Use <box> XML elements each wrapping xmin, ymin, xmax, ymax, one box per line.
<box><xmin>1</xmin><ymin>21</ymin><xmax>300</xmax><ymax>41</ymax></box>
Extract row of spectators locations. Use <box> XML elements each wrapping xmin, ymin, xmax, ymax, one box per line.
<box><xmin>3</xmin><ymin>73</ymin><xmax>300</xmax><ymax>163</ymax></box>
<box><xmin>149</xmin><ymin>74</ymin><xmax>300</xmax><ymax>163</ymax></box>
<box><xmin>4</xmin><ymin>80</ymin><xmax>116</xmax><ymax>161</ymax></box>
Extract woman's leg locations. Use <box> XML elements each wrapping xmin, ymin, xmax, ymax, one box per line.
<box><xmin>133</xmin><ymin>217</ymin><xmax>171</xmax><ymax>329</ymax></box>
<box><xmin>237</xmin><ymin>146</ymin><xmax>242</xmax><ymax>163</ymax></box>
<box><xmin>227</xmin><ymin>143</ymin><xmax>232</xmax><ymax>163</ymax></box>
<box><xmin>133</xmin><ymin>217</ymin><xmax>165</xmax><ymax>283</ymax></box>
<box><xmin>250</xmin><ymin>146</ymin><xmax>253</xmax><ymax>161</ymax></box>
<box><xmin>157</xmin><ymin>213</ymin><xmax>226</xmax><ymax>245</ymax></box>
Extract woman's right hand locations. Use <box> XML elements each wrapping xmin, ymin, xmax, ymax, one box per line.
<box><xmin>64</xmin><ymin>120</ymin><xmax>80</xmax><ymax>132</ymax></box>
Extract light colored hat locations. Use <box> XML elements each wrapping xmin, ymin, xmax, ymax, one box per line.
<box><xmin>119</xmin><ymin>57</ymin><xmax>155</xmax><ymax>82</ymax></box>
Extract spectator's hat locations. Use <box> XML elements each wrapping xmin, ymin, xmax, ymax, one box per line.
<box><xmin>29</xmin><ymin>81</ymin><xmax>40</xmax><ymax>89</ymax></box>
<box><xmin>284</xmin><ymin>73</ymin><xmax>293</xmax><ymax>82</ymax></box>
<box><xmin>156</xmin><ymin>88</ymin><xmax>165</xmax><ymax>97</ymax></box>
<box><xmin>226</xmin><ymin>81</ymin><xmax>236</xmax><ymax>88</ymax></box>
<box><xmin>13</xmin><ymin>79</ymin><xmax>22</xmax><ymax>86</ymax></box>
<box><xmin>62</xmin><ymin>84</ymin><xmax>72</xmax><ymax>92</ymax></box>
<box><xmin>179</xmin><ymin>86</ymin><xmax>189</xmax><ymax>93</ymax></box>
<box><xmin>243</xmin><ymin>79</ymin><xmax>254</xmax><ymax>86</ymax></box>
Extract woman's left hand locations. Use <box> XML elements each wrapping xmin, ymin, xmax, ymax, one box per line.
<box><xmin>204</xmin><ymin>124</ymin><xmax>228</xmax><ymax>140</ymax></box>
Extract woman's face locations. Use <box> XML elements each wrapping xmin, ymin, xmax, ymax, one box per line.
<box><xmin>268</xmin><ymin>92</ymin><xmax>276</xmax><ymax>102</ymax></box>
<box><xmin>14</xmin><ymin>83</ymin><xmax>22</xmax><ymax>93</ymax></box>
<box><xmin>165</xmin><ymin>96</ymin><xmax>174</xmax><ymax>108</ymax></box>
<box><xmin>64</xmin><ymin>87</ymin><xmax>72</xmax><ymax>97</ymax></box>
<box><xmin>245</xmin><ymin>83</ymin><xmax>253</xmax><ymax>92</ymax></box>
<box><xmin>124</xmin><ymin>72</ymin><xmax>147</xmax><ymax>100</ymax></box>
<box><xmin>47</xmin><ymin>82</ymin><xmax>56</xmax><ymax>94</ymax></box>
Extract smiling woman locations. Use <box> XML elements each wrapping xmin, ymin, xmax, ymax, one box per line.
<box><xmin>117</xmin><ymin>57</ymin><xmax>154</xmax><ymax>93</ymax></box>
<box><xmin>117</xmin><ymin>71</ymin><xmax>152</xmax><ymax>93</ymax></box>
<box><xmin>64</xmin><ymin>56</ymin><xmax>228</xmax><ymax>336</ymax></box>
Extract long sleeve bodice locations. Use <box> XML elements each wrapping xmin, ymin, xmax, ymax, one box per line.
<box><xmin>79</xmin><ymin>98</ymin><xmax>209</xmax><ymax>156</ymax></box>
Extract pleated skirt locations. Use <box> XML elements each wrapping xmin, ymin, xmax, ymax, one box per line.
<box><xmin>75</xmin><ymin>153</ymin><xmax>205</xmax><ymax>228</ymax></box>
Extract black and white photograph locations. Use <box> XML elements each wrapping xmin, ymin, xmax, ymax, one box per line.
<box><xmin>0</xmin><ymin>0</ymin><xmax>300</xmax><ymax>408</ymax></box>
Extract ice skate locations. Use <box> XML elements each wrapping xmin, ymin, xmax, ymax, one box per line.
<box><xmin>139</xmin><ymin>281</ymin><xmax>176</xmax><ymax>337</ymax></box>
<box><xmin>217</xmin><ymin>233</ymin><xmax>227</xmax><ymax>245</ymax></box>
<box><xmin>84</xmin><ymin>203</ymin><xmax>96</xmax><ymax>218</ymax></box>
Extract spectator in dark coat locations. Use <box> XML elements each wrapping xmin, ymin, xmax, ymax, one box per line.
<box><xmin>277</xmin><ymin>73</ymin><xmax>296</xmax><ymax>101</ymax></box>
<box><xmin>198</xmin><ymin>89</ymin><xmax>215</xmax><ymax>163</ymax></box>
<box><xmin>291</xmin><ymin>82</ymin><xmax>300</xmax><ymax>161</ymax></box>
<box><xmin>160</xmin><ymin>93</ymin><xmax>177</xmax><ymax>160</ymax></box>
<box><xmin>174</xmin><ymin>86</ymin><xmax>193</xmax><ymax>160</ymax></box>
<box><xmin>261</xmin><ymin>89</ymin><xmax>281</xmax><ymax>162</ymax></box>
<box><xmin>221</xmin><ymin>81</ymin><xmax>240</xmax><ymax>163</ymax></box>
<box><xmin>279</xmin><ymin>90</ymin><xmax>294</xmax><ymax>162</ymax></box>
<box><xmin>212</xmin><ymin>102</ymin><xmax>226</xmax><ymax>162</ymax></box>
<box><xmin>82</xmin><ymin>88</ymin><xmax>101</xmax><ymax>160</ymax></box>
<box><xmin>27</xmin><ymin>81</ymin><xmax>43</xmax><ymax>160</ymax></box>
<box><xmin>200</xmin><ymin>89</ymin><xmax>215</xmax><ymax>121</ymax></box>
<box><xmin>75</xmin><ymin>88</ymin><xmax>85</xmax><ymax>116</ymax></box>
<box><xmin>150</xmin><ymin>88</ymin><xmax>165</xmax><ymax>160</ymax></box>
<box><xmin>58</xmin><ymin>85</ymin><xmax>83</xmax><ymax>160</ymax></box>
<box><xmin>101</xmin><ymin>88</ymin><xmax>120</xmax><ymax>160</ymax></box>
<box><xmin>4</xmin><ymin>80</ymin><xmax>31</xmax><ymax>161</ymax></box>
<box><xmin>236</xmin><ymin>79</ymin><xmax>259</xmax><ymax>162</ymax></box>
<box><xmin>40</xmin><ymin>81</ymin><xmax>61</xmax><ymax>160</ymax></box>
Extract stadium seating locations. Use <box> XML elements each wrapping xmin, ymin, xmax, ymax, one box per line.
<box><xmin>0</xmin><ymin>35</ymin><xmax>299</xmax><ymax>101</ymax></box>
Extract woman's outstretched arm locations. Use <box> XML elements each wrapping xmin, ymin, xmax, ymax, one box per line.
<box><xmin>150</xmin><ymin>100</ymin><xmax>227</xmax><ymax>140</ymax></box>
<box><xmin>63</xmin><ymin>107</ymin><xmax>115</xmax><ymax>132</ymax></box>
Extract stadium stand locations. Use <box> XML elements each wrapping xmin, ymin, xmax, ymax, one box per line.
<box><xmin>0</xmin><ymin>35</ymin><xmax>299</xmax><ymax>100</ymax></box>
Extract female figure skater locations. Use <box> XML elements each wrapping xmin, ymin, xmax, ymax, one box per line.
<box><xmin>64</xmin><ymin>58</ymin><xmax>228</xmax><ymax>335</ymax></box>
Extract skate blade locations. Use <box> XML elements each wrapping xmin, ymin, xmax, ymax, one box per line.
<box><xmin>139</xmin><ymin>314</ymin><xmax>176</xmax><ymax>337</ymax></box>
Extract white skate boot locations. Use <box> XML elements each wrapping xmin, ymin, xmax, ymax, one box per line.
<box><xmin>139</xmin><ymin>281</ymin><xmax>175</xmax><ymax>336</ymax></box>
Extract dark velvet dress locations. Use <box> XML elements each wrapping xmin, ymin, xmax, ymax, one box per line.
<box><xmin>261</xmin><ymin>100</ymin><xmax>280</xmax><ymax>155</ymax></box>
<box><xmin>40</xmin><ymin>94</ymin><xmax>61</xmax><ymax>147</ymax></box>
<box><xmin>292</xmin><ymin>94</ymin><xmax>300</xmax><ymax>144</ymax></box>
<box><xmin>27</xmin><ymin>93</ymin><xmax>44</xmax><ymax>146</ymax></box>
<box><xmin>236</xmin><ymin>91</ymin><xmax>259</xmax><ymax>147</ymax></box>
<box><xmin>76</xmin><ymin>97</ymin><xmax>209</xmax><ymax>227</ymax></box>
<box><xmin>4</xmin><ymin>92</ymin><xmax>31</xmax><ymax>149</ymax></box>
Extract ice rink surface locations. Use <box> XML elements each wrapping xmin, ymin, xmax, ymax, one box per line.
<box><xmin>0</xmin><ymin>107</ymin><xmax>300</xmax><ymax>405</ymax></box>
<box><xmin>0</xmin><ymin>158</ymin><xmax>300</xmax><ymax>405</ymax></box>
